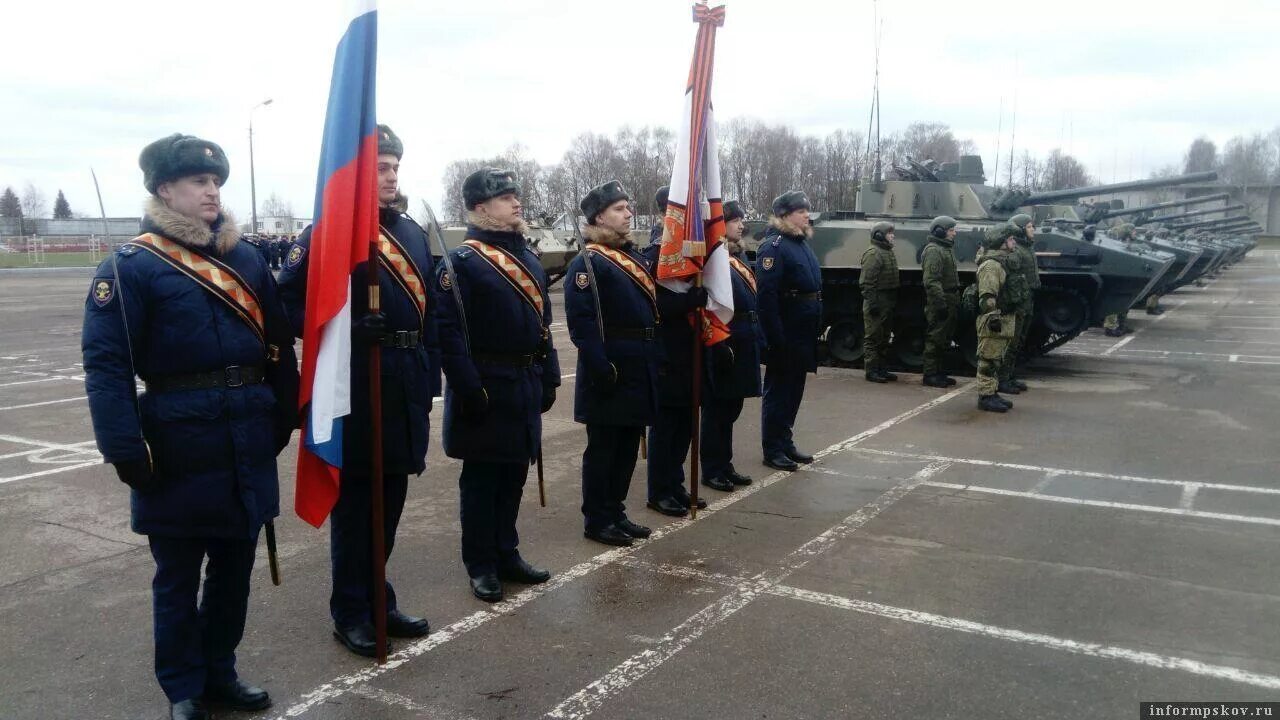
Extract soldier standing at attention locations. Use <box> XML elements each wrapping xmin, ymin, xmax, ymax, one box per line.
<box><xmin>83</xmin><ymin>134</ymin><xmax>300</xmax><ymax>720</ymax></box>
<box><xmin>861</xmin><ymin>221</ymin><xmax>900</xmax><ymax>383</ymax></box>
<box><xmin>1104</xmin><ymin>223</ymin><xmax>1139</xmax><ymax>336</ymax></box>
<box><xmin>976</xmin><ymin>231</ymin><xmax>1018</xmax><ymax>413</ymax></box>
<box><xmin>1144</xmin><ymin>227</ymin><xmax>1169</xmax><ymax>315</ymax></box>
<box><xmin>566</xmin><ymin>181</ymin><xmax>660</xmax><ymax>546</ymax></box>
<box><xmin>999</xmin><ymin>213</ymin><xmax>1037</xmax><ymax>393</ymax></box>
<box><xmin>435</xmin><ymin>168</ymin><xmax>560</xmax><ymax>602</ymax></box>
<box><xmin>921</xmin><ymin>215</ymin><xmax>960</xmax><ymax>388</ymax></box>
<box><xmin>641</xmin><ymin>188</ymin><xmax>710</xmax><ymax>517</ymax></box>
<box><xmin>278</xmin><ymin>125</ymin><xmax>439</xmax><ymax>655</ymax></box>
<box><xmin>700</xmin><ymin>200</ymin><xmax>760</xmax><ymax>491</ymax></box>
<box><xmin>756</xmin><ymin>191</ymin><xmax>822</xmax><ymax>472</ymax></box>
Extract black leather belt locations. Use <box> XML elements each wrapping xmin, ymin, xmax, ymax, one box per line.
<box><xmin>783</xmin><ymin>291</ymin><xmax>822</xmax><ymax>301</ymax></box>
<box><xmin>733</xmin><ymin>310</ymin><xmax>758</xmax><ymax>323</ymax></box>
<box><xmin>606</xmin><ymin>327</ymin><xmax>656</xmax><ymax>340</ymax></box>
<box><xmin>146</xmin><ymin>365</ymin><xmax>265</xmax><ymax>393</ymax></box>
<box><xmin>472</xmin><ymin>351</ymin><xmax>536</xmax><ymax>367</ymax></box>
<box><xmin>381</xmin><ymin>330</ymin><xmax>421</xmax><ymax>348</ymax></box>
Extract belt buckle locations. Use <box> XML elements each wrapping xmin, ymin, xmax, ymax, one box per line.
<box><xmin>224</xmin><ymin>366</ymin><xmax>244</xmax><ymax>388</ymax></box>
<box><xmin>643</xmin><ymin>327</ymin><xmax>654</xmax><ymax>340</ymax></box>
<box><xmin>396</xmin><ymin>330</ymin><xmax>410</xmax><ymax>347</ymax></box>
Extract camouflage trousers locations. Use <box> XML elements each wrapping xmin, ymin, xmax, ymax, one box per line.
<box><xmin>976</xmin><ymin>311</ymin><xmax>1012</xmax><ymax>396</ymax></box>
<box><xmin>1103</xmin><ymin>311</ymin><xmax>1129</xmax><ymax>331</ymax></box>
<box><xmin>923</xmin><ymin>295</ymin><xmax>959</xmax><ymax>376</ymax></box>
<box><xmin>998</xmin><ymin>303</ymin><xmax>1032</xmax><ymax>381</ymax></box>
<box><xmin>862</xmin><ymin>290</ymin><xmax>897</xmax><ymax>372</ymax></box>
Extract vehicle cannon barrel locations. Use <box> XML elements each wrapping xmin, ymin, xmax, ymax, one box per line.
<box><xmin>1144</xmin><ymin>203</ymin><xmax>1247</xmax><ymax>225</ymax></box>
<box><xmin>989</xmin><ymin>171</ymin><xmax>1219</xmax><ymax>212</ymax></box>
<box><xmin>1103</xmin><ymin>192</ymin><xmax>1231</xmax><ymax>219</ymax></box>
<box><xmin>1174</xmin><ymin>215</ymin><xmax>1255</xmax><ymax>231</ymax></box>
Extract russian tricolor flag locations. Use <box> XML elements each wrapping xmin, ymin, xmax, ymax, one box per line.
<box><xmin>296</xmin><ymin>0</ymin><xmax>379</xmax><ymax>528</ymax></box>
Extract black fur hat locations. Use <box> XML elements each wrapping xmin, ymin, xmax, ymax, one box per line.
<box><xmin>771</xmin><ymin>190</ymin><xmax>810</xmax><ymax>217</ymax></box>
<box><xmin>139</xmin><ymin>134</ymin><xmax>230</xmax><ymax>194</ymax></box>
<box><xmin>723</xmin><ymin>200</ymin><xmax>745</xmax><ymax>223</ymax></box>
<box><xmin>581</xmin><ymin>180</ymin><xmax>630</xmax><ymax>225</ymax></box>
<box><xmin>377</xmin><ymin>124</ymin><xmax>403</xmax><ymax>159</ymax></box>
<box><xmin>463</xmin><ymin>168</ymin><xmax>520</xmax><ymax>209</ymax></box>
<box><xmin>654</xmin><ymin>185</ymin><xmax>669</xmax><ymax>212</ymax></box>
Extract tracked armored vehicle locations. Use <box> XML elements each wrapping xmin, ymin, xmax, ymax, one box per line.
<box><xmin>747</xmin><ymin>158</ymin><xmax>1215</xmax><ymax>370</ymax></box>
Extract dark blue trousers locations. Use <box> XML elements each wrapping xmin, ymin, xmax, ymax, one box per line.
<box><xmin>148</xmin><ymin>534</ymin><xmax>258</xmax><ymax>703</ymax></box>
<box><xmin>329</xmin><ymin>472</ymin><xmax>408</xmax><ymax>628</ymax></box>
<box><xmin>761</xmin><ymin>365</ymin><xmax>807</xmax><ymax>457</ymax></box>
<box><xmin>701</xmin><ymin>395</ymin><xmax>744</xmax><ymax>481</ymax></box>
<box><xmin>647</xmin><ymin>404</ymin><xmax>692</xmax><ymax>503</ymax></box>
<box><xmin>459</xmin><ymin>461</ymin><xmax>527</xmax><ymax>577</ymax></box>
<box><xmin>581</xmin><ymin>423</ymin><xmax>642</xmax><ymax>532</ymax></box>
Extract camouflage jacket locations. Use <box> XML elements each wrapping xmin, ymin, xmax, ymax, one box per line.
<box><xmin>921</xmin><ymin>239</ymin><xmax>959</xmax><ymax>304</ymax></box>
<box><xmin>1014</xmin><ymin>238</ymin><xmax>1041</xmax><ymax>289</ymax></box>
<box><xmin>859</xmin><ymin>240</ymin><xmax>900</xmax><ymax>296</ymax></box>
<box><xmin>977</xmin><ymin>254</ymin><xmax>1008</xmax><ymax>314</ymax></box>
<box><xmin>998</xmin><ymin>248</ymin><xmax>1031</xmax><ymax>308</ymax></box>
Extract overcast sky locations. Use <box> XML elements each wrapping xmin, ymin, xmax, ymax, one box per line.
<box><xmin>4</xmin><ymin>0</ymin><xmax>1278</xmax><ymax>222</ymax></box>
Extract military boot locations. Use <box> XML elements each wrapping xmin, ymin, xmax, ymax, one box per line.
<box><xmin>978</xmin><ymin>395</ymin><xmax>1008</xmax><ymax>413</ymax></box>
<box><xmin>1146</xmin><ymin>306</ymin><xmax>1164</xmax><ymax>316</ymax></box>
<box><xmin>997</xmin><ymin>380</ymin><xmax>1021</xmax><ymax>395</ymax></box>
<box><xmin>881</xmin><ymin>370</ymin><xmax>899</xmax><ymax>381</ymax></box>
<box><xmin>996</xmin><ymin>394</ymin><xmax>1014</xmax><ymax>409</ymax></box>
<box><xmin>1104</xmin><ymin>327</ymin><xmax>1124</xmax><ymax>337</ymax></box>
<box><xmin>864</xmin><ymin>369</ymin><xmax>889</xmax><ymax>383</ymax></box>
<box><xmin>922</xmin><ymin>374</ymin><xmax>951</xmax><ymax>388</ymax></box>
<box><xmin>1011</xmin><ymin>378</ymin><xmax>1028</xmax><ymax>391</ymax></box>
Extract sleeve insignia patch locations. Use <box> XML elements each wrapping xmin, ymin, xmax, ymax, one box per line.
<box><xmin>440</xmin><ymin>271</ymin><xmax>453</xmax><ymax>290</ymax></box>
<box><xmin>761</xmin><ymin>257</ymin><xmax>775</xmax><ymax>270</ymax></box>
<box><xmin>575</xmin><ymin>272</ymin><xmax>590</xmax><ymax>289</ymax></box>
<box><xmin>285</xmin><ymin>244</ymin><xmax>306</xmax><ymax>269</ymax></box>
<box><xmin>91</xmin><ymin>278</ymin><xmax>114</xmax><ymax>307</ymax></box>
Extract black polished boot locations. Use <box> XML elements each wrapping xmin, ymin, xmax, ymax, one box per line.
<box><xmin>725</xmin><ymin>466</ymin><xmax>753</xmax><ymax>486</ymax></box>
<box><xmin>498</xmin><ymin>556</ymin><xmax>551</xmax><ymax>584</ymax></box>
<box><xmin>585</xmin><ymin>523</ymin><xmax>635</xmax><ymax>546</ymax></box>
<box><xmin>469</xmin><ymin>573</ymin><xmax>503</xmax><ymax>603</ymax></box>
<box><xmin>616</xmin><ymin>517</ymin><xmax>652</xmax><ymax>538</ymax></box>
<box><xmin>646</xmin><ymin>497</ymin><xmax>689</xmax><ymax>517</ymax></box>
<box><xmin>997</xmin><ymin>380</ymin><xmax>1021</xmax><ymax>395</ymax></box>
<box><xmin>205</xmin><ymin>679</ymin><xmax>271</xmax><ymax>711</ymax></box>
<box><xmin>170</xmin><ymin>699</ymin><xmax>209</xmax><ymax>720</ymax></box>
<box><xmin>764</xmin><ymin>453</ymin><xmax>799</xmax><ymax>471</ymax></box>
<box><xmin>785</xmin><ymin>449</ymin><xmax>814</xmax><ymax>464</ymax></box>
<box><xmin>333</xmin><ymin>622</ymin><xmax>378</xmax><ymax>658</ymax></box>
<box><xmin>702</xmin><ymin>475</ymin><xmax>735</xmax><ymax>492</ymax></box>
<box><xmin>386</xmin><ymin>609</ymin><xmax>430</xmax><ymax>638</ymax></box>
<box><xmin>922</xmin><ymin>373</ymin><xmax>950</xmax><ymax>388</ymax></box>
<box><xmin>978</xmin><ymin>395</ymin><xmax>1009</xmax><ymax>413</ymax></box>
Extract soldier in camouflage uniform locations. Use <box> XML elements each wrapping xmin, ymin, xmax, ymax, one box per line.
<box><xmin>860</xmin><ymin>221</ymin><xmax>900</xmax><ymax>383</ymax></box>
<box><xmin>997</xmin><ymin>213</ymin><xmax>1037</xmax><ymax>395</ymax></box>
<box><xmin>976</xmin><ymin>232</ymin><xmax>1017</xmax><ymax>413</ymax></box>
<box><xmin>921</xmin><ymin>216</ymin><xmax>960</xmax><ymax>388</ymax></box>
<box><xmin>1144</xmin><ymin>227</ymin><xmax>1169</xmax><ymax>315</ymax></box>
<box><xmin>1104</xmin><ymin>223</ymin><xmax>1138</xmax><ymax>336</ymax></box>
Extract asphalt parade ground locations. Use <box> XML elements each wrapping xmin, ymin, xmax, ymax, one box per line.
<box><xmin>2</xmin><ymin>251</ymin><xmax>1279</xmax><ymax>719</ymax></box>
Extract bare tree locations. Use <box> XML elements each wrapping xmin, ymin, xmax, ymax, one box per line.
<box><xmin>259</xmin><ymin>192</ymin><xmax>293</xmax><ymax>219</ymax></box>
<box><xmin>21</xmin><ymin>182</ymin><xmax>47</xmax><ymax>219</ymax></box>
<box><xmin>1038</xmin><ymin>149</ymin><xmax>1094</xmax><ymax>191</ymax></box>
<box><xmin>1183</xmin><ymin>137</ymin><xmax>1217</xmax><ymax>174</ymax></box>
<box><xmin>892</xmin><ymin>122</ymin><xmax>975</xmax><ymax>166</ymax></box>
<box><xmin>1220</xmin><ymin>133</ymin><xmax>1274</xmax><ymax>185</ymax></box>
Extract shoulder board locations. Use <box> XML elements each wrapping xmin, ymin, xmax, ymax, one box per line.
<box><xmin>454</xmin><ymin>246</ymin><xmax>473</xmax><ymax>259</ymax></box>
<box><xmin>770</xmin><ymin>237</ymin><xmax>781</xmax><ymax>247</ymax></box>
<box><xmin>116</xmin><ymin>244</ymin><xmax>140</xmax><ymax>256</ymax></box>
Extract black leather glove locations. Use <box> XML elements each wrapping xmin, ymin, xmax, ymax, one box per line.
<box><xmin>354</xmin><ymin>312</ymin><xmax>388</xmax><ymax>345</ymax></box>
<box><xmin>114</xmin><ymin>458</ymin><xmax>162</xmax><ymax>494</ymax></box>
<box><xmin>592</xmin><ymin>363</ymin><xmax>618</xmax><ymax>393</ymax></box>
<box><xmin>540</xmin><ymin>385</ymin><xmax>556</xmax><ymax>414</ymax></box>
<box><xmin>988</xmin><ymin>316</ymin><xmax>1003</xmax><ymax>334</ymax></box>
<box><xmin>460</xmin><ymin>388</ymin><xmax>489</xmax><ymax>421</ymax></box>
<box><xmin>712</xmin><ymin>343</ymin><xmax>735</xmax><ymax>377</ymax></box>
<box><xmin>686</xmin><ymin>286</ymin><xmax>708</xmax><ymax>310</ymax></box>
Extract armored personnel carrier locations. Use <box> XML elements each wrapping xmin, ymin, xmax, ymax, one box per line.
<box><xmin>746</xmin><ymin>158</ymin><xmax>1215</xmax><ymax>369</ymax></box>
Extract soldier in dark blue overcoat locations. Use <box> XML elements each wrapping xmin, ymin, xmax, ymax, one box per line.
<box><xmin>565</xmin><ymin>181</ymin><xmax>661</xmax><ymax>547</ymax></box>
<box><xmin>699</xmin><ymin>200</ymin><xmax>761</xmax><ymax>490</ymax></box>
<box><xmin>755</xmin><ymin>191</ymin><xmax>823</xmax><ymax>472</ymax></box>
<box><xmin>278</xmin><ymin>125</ymin><xmax>441</xmax><ymax>657</ymax></box>
<box><xmin>82</xmin><ymin>134</ymin><xmax>299</xmax><ymax>720</ymax></box>
<box><xmin>435</xmin><ymin>168</ymin><xmax>561</xmax><ymax>603</ymax></box>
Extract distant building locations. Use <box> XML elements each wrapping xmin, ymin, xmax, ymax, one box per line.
<box><xmin>244</xmin><ymin>216</ymin><xmax>311</xmax><ymax>237</ymax></box>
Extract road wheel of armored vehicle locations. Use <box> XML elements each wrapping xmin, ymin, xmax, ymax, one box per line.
<box><xmin>1037</xmin><ymin>288</ymin><xmax>1090</xmax><ymax>336</ymax></box>
<box><xmin>890</xmin><ymin>322</ymin><xmax>926</xmax><ymax>370</ymax></box>
<box><xmin>826</xmin><ymin>315</ymin><xmax>865</xmax><ymax>364</ymax></box>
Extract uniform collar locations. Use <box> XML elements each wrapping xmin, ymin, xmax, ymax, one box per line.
<box><xmin>466</xmin><ymin>225</ymin><xmax>526</xmax><ymax>251</ymax></box>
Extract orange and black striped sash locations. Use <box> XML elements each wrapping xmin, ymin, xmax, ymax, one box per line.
<box><xmin>462</xmin><ymin>239</ymin><xmax>545</xmax><ymax>321</ymax></box>
<box><xmin>729</xmin><ymin>256</ymin><xmax>757</xmax><ymax>294</ymax></box>
<box><xmin>377</xmin><ymin>228</ymin><xmax>428</xmax><ymax>325</ymax></box>
<box><xmin>128</xmin><ymin>233</ymin><xmax>264</xmax><ymax>343</ymax></box>
<box><xmin>589</xmin><ymin>245</ymin><xmax>658</xmax><ymax>317</ymax></box>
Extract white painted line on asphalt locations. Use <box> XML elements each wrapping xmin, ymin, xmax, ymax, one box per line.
<box><xmin>0</xmin><ymin>375</ymin><xmax>79</xmax><ymax>389</ymax></box>
<box><xmin>0</xmin><ymin>433</ymin><xmax>100</xmax><ymax>454</ymax></box>
<box><xmin>349</xmin><ymin>685</ymin><xmax>464</xmax><ymax>715</ymax></box>
<box><xmin>0</xmin><ymin>439</ymin><xmax>96</xmax><ymax>461</ymax></box>
<box><xmin>1101</xmin><ymin>335</ymin><xmax>1135</xmax><ymax>356</ymax></box>
<box><xmin>620</xmin><ymin>559</ymin><xmax>1280</xmax><ymax>692</ymax></box>
<box><xmin>0</xmin><ymin>396</ymin><xmax>85</xmax><ymax>413</ymax></box>
<box><xmin>852</xmin><ymin>448</ymin><xmax>1280</xmax><ymax>497</ymax></box>
<box><xmin>542</xmin><ymin>462</ymin><xmax>953</xmax><ymax>720</ymax></box>
<box><xmin>1205</xmin><ymin>339</ymin><xmax>1280</xmax><ymax>346</ymax></box>
<box><xmin>923</xmin><ymin>481</ymin><xmax>1280</xmax><ymax>528</ymax></box>
<box><xmin>1180</xmin><ymin>484</ymin><xmax>1201</xmax><ymax>510</ymax></box>
<box><xmin>0</xmin><ymin>461</ymin><xmax>101</xmax><ymax>485</ymax></box>
<box><xmin>1221</xmin><ymin>326</ymin><xmax>1279</xmax><ymax>331</ymax></box>
<box><xmin>1029</xmin><ymin>471</ymin><xmax>1060</xmax><ymax>495</ymax></box>
<box><xmin>271</xmin><ymin>385</ymin><xmax>973</xmax><ymax>719</ymax></box>
<box><xmin>1229</xmin><ymin>354</ymin><xmax>1240</xmax><ymax>363</ymax></box>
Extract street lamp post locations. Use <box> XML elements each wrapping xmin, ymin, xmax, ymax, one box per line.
<box><xmin>249</xmin><ymin>98</ymin><xmax>273</xmax><ymax>236</ymax></box>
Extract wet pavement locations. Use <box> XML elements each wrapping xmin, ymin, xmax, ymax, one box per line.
<box><xmin>1</xmin><ymin>251</ymin><xmax>1278</xmax><ymax>719</ymax></box>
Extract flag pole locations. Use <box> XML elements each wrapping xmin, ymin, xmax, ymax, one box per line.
<box><xmin>365</xmin><ymin>242</ymin><xmax>388</xmax><ymax>665</ymax></box>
